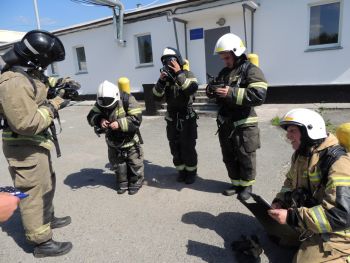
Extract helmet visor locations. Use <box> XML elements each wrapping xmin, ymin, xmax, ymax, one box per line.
<box><xmin>161</xmin><ymin>56</ymin><xmax>177</xmax><ymax>66</ymax></box>
<box><xmin>97</xmin><ymin>97</ymin><xmax>115</xmax><ymax>107</ymax></box>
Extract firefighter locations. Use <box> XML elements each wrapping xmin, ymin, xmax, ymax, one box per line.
<box><xmin>87</xmin><ymin>80</ymin><xmax>144</xmax><ymax>195</ymax></box>
<box><xmin>207</xmin><ymin>33</ymin><xmax>268</xmax><ymax>200</ymax></box>
<box><xmin>153</xmin><ymin>48</ymin><xmax>198</xmax><ymax>184</ymax></box>
<box><xmin>0</xmin><ymin>30</ymin><xmax>72</xmax><ymax>257</ymax></box>
<box><xmin>267</xmin><ymin>108</ymin><xmax>350</xmax><ymax>262</ymax></box>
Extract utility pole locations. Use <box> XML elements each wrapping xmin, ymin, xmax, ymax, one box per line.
<box><xmin>33</xmin><ymin>0</ymin><xmax>41</xmax><ymax>29</ymax></box>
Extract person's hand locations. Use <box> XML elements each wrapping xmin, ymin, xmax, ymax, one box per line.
<box><xmin>160</xmin><ymin>71</ymin><xmax>168</xmax><ymax>81</ymax></box>
<box><xmin>215</xmin><ymin>86</ymin><xmax>229</xmax><ymax>98</ymax></box>
<box><xmin>49</xmin><ymin>96</ymin><xmax>70</xmax><ymax>110</ymax></box>
<box><xmin>109</xmin><ymin>121</ymin><xmax>119</xmax><ymax>130</ymax></box>
<box><xmin>168</xmin><ymin>60</ymin><xmax>181</xmax><ymax>74</ymax></box>
<box><xmin>0</xmin><ymin>193</ymin><xmax>19</xmax><ymax>222</ymax></box>
<box><xmin>271</xmin><ymin>202</ymin><xmax>282</xmax><ymax>209</ymax></box>
<box><xmin>100</xmin><ymin>119</ymin><xmax>110</xmax><ymax>129</ymax></box>
<box><xmin>268</xmin><ymin>209</ymin><xmax>288</xmax><ymax>224</ymax></box>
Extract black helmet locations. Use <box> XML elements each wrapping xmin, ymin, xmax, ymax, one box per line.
<box><xmin>13</xmin><ymin>30</ymin><xmax>65</xmax><ymax>69</ymax></box>
<box><xmin>161</xmin><ymin>47</ymin><xmax>184</xmax><ymax>66</ymax></box>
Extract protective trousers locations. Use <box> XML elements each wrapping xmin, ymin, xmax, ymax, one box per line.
<box><xmin>3</xmin><ymin>144</ymin><xmax>55</xmax><ymax>244</ymax></box>
<box><xmin>166</xmin><ymin>114</ymin><xmax>198</xmax><ymax>177</ymax></box>
<box><xmin>108</xmin><ymin>144</ymin><xmax>144</xmax><ymax>190</ymax></box>
<box><xmin>218</xmin><ymin>124</ymin><xmax>260</xmax><ymax>187</ymax></box>
<box><xmin>249</xmin><ymin>203</ymin><xmax>350</xmax><ymax>263</ymax></box>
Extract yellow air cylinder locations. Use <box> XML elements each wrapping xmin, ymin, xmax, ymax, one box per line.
<box><xmin>336</xmin><ymin>123</ymin><xmax>350</xmax><ymax>152</ymax></box>
<box><xmin>183</xmin><ymin>59</ymin><xmax>190</xmax><ymax>71</ymax></box>
<box><xmin>118</xmin><ymin>77</ymin><xmax>130</xmax><ymax>94</ymax></box>
<box><xmin>247</xmin><ymin>53</ymin><xmax>259</xmax><ymax>67</ymax></box>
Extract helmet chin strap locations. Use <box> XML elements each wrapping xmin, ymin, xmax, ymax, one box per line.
<box><xmin>26</xmin><ymin>60</ymin><xmax>43</xmax><ymax>71</ymax></box>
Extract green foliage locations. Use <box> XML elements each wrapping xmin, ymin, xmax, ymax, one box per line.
<box><xmin>271</xmin><ymin>116</ymin><xmax>281</xmax><ymax>126</ymax></box>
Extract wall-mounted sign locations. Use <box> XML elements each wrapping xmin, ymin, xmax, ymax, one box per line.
<box><xmin>190</xmin><ymin>28</ymin><xmax>204</xmax><ymax>40</ymax></box>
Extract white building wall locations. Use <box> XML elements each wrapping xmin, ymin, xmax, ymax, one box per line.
<box><xmin>255</xmin><ymin>0</ymin><xmax>350</xmax><ymax>86</ymax></box>
<box><xmin>186</xmin><ymin>6</ymin><xmax>245</xmax><ymax>84</ymax></box>
<box><xmin>52</xmin><ymin>0</ymin><xmax>350</xmax><ymax>95</ymax></box>
<box><xmin>56</xmin><ymin>15</ymin><xmax>178</xmax><ymax>94</ymax></box>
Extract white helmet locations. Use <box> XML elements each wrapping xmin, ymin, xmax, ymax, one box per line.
<box><xmin>161</xmin><ymin>47</ymin><xmax>184</xmax><ymax>66</ymax></box>
<box><xmin>96</xmin><ymin>80</ymin><xmax>120</xmax><ymax>108</ymax></box>
<box><xmin>280</xmin><ymin>108</ymin><xmax>327</xmax><ymax>140</ymax></box>
<box><xmin>214</xmin><ymin>33</ymin><xmax>246</xmax><ymax>56</ymax></box>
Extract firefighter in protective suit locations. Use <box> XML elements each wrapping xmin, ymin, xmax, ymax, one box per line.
<box><xmin>87</xmin><ymin>80</ymin><xmax>144</xmax><ymax>195</ymax></box>
<box><xmin>265</xmin><ymin>109</ymin><xmax>350</xmax><ymax>262</ymax></box>
<box><xmin>153</xmin><ymin>48</ymin><xmax>198</xmax><ymax>184</ymax></box>
<box><xmin>0</xmin><ymin>30</ymin><xmax>72</xmax><ymax>257</ymax></box>
<box><xmin>207</xmin><ymin>33</ymin><xmax>268</xmax><ymax>200</ymax></box>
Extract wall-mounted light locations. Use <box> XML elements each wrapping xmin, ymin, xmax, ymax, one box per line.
<box><xmin>216</xmin><ymin>17</ymin><xmax>226</xmax><ymax>26</ymax></box>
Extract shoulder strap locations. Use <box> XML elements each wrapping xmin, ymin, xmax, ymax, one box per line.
<box><xmin>319</xmin><ymin>145</ymin><xmax>347</xmax><ymax>186</ymax></box>
<box><xmin>120</xmin><ymin>92</ymin><xmax>130</xmax><ymax>113</ymax></box>
<box><xmin>236</xmin><ymin>60</ymin><xmax>251</xmax><ymax>87</ymax></box>
<box><xmin>9</xmin><ymin>66</ymin><xmax>38</xmax><ymax>97</ymax></box>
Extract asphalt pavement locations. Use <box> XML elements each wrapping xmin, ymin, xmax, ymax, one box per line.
<box><xmin>0</xmin><ymin>103</ymin><xmax>349</xmax><ymax>263</ymax></box>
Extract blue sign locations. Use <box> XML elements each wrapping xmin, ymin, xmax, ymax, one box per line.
<box><xmin>190</xmin><ymin>28</ymin><xmax>203</xmax><ymax>40</ymax></box>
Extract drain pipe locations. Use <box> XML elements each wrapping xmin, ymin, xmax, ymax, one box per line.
<box><xmin>94</xmin><ymin>0</ymin><xmax>125</xmax><ymax>46</ymax></box>
<box><xmin>112</xmin><ymin>2</ymin><xmax>125</xmax><ymax>46</ymax></box>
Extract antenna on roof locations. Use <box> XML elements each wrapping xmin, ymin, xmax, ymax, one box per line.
<box><xmin>71</xmin><ymin>0</ymin><xmax>125</xmax><ymax>46</ymax></box>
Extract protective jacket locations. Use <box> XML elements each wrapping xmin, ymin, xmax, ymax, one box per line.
<box><xmin>87</xmin><ymin>92</ymin><xmax>142</xmax><ymax>149</ymax></box>
<box><xmin>215</xmin><ymin>56</ymin><xmax>267</xmax><ymax>128</ymax></box>
<box><xmin>276</xmin><ymin>134</ymin><xmax>350</xmax><ymax>240</ymax></box>
<box><xmin>0</xmin><ymin>70</ymin><xmax>55</xmax><ymax>150</ymax></box>
<box><xmin>153</xmin><ymin>70</ymin><xmax>198</xmax><ymax>115</ymax></box>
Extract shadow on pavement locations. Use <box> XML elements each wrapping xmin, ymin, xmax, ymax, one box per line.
<box><xmin>63</xmin><ymin>168</ymin><xmax>115</xmax><ymax>190</ymax></box>
<box><xmin>63</xmin><ymin>160</ymin><xmax>232</xmax><ymax>194</ymax></box>
<box><xmin>144</xmin><ymin>160</ymin><xmax>232</xmax><ymax>194</ymax></box>
<box><xmin>0</xmin><ymin>210</ymin><xmax>33</xmax><ymax>254</ymax></box>
<box><xmin>181</xmin><ymin>211</ymin><xmax>296</xmax><ymax>263</ymax></box>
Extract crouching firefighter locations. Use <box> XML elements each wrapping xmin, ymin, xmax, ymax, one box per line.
<box><xmin>0</xmin><ymin>30</ymin><xmax>72</xmax><ymax>257</ymax></box>
<box><xmin>263</xmin><ymin>109</ymin><xmax>350</xmax><ymax>262</ymax></box>
<box><xmin>153</xmin><ymin>48</ymin><xmax>199</xmax><ymax>184</ymax></box>
<box><xmin>87</xmin><ymin>80</ymin><xmax>144</xmax><ymax>195</ymax></box>
<box><xmin>207</xmin><ymin>33</ymin><xmax>268</xmax><ymax>200</ymax></box>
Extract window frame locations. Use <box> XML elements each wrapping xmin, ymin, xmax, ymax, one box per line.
<box><xmin>49</xmin><ymin>62</ymin><xmax>59</xmax><ymax>76</ymax></box>
<box><xmin>135</xmin><ymin>33</ymin><xmax>154</xmax><ymax>67</ymax></box>
<box><xmin>306</xmin><ymin>0</ymin><xmax>343</xmax><ymax>51</ymax></box>
<box><xmin>74</xmin><ymin>45</ymin><xmax>88</xmax><ymax>74</ymax></box>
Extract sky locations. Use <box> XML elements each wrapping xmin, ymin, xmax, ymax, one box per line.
<box><xmin>0</xmin><ymin>0</ymin><xmax>172</xmax><ymax>32</ymax></box>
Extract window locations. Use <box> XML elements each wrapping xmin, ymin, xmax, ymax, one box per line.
<box><xmin>50</xmin><ymin>62</ymin><xmax>58</xmax><ymax>76</ymax></box>
<box><xmin>308</xmin><ymin>1</ymin><xmax>341</xmax><ymax>48</ymax></box>
<box><xmin>136</xmin><ymin>34</ymin><xmax>153</xmax><ymax>65</ymax></box>
<box><xmin>75</xmin><ymin>46</ymin><xmax>87</xmax><ymax>72</ymax></box>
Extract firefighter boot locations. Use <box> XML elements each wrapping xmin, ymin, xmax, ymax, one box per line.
<box><xmin>34</xmin><ymin>239</ymin><xmax>72</xmax><ymax>258</ymax></box>
<box><xmin>116</xmin><ymin>162</ymin><xmax>128</xmax><ymax>194</ymax></box>
<box><xmin>185</xmin><ymin>171</ymin><xmax>196</xmax><ymax>184</ymax></box>
<box><xmin>238</xmin><ymin>186</ymin><xmax>252</xmax><ymax>201</ymax></box>
<box><xmin>177</xmin><ymin>170</ymin><xmax>187</xmax><ymax>182</ymax></box>
<box><xmin>51</xmin><ymin>215</ymin><xmax>71</xmax><ymax>229</ymax></box>
<box><xmin>128</xmin><ymin>178</ymin><xmax>144</xmax><ymax>195</ymax></box>
<box><xmin>222</xmin><ymin>186</ymin><xmax>240</xmax><ymax>196</ymax></box>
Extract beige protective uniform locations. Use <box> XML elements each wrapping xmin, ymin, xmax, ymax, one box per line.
<box><xmin>0</xmin><ymin>70</ymin><xmax>59</xmax><ymax>244</ymax></box>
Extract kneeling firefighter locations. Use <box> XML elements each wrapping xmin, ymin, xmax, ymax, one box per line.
<box><xmin>0</xmin><ymin>30</ymin><xmax>72</xmax><ymax>257</ymax></box>
<box><xmin>153</xmin><ymin>48</ymin><xmax>199</xmax><ymax>184</ymax></box>
<box><xmin>264</xmin><ymin>109</ymin><xmax>350</xmax><ymax>262</ymax></box>
<box><xmin>87</xmin><ymin>80</ymin><xmax>144</xmax><ymax>195</ymax></box>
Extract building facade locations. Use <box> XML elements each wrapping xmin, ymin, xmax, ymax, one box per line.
<box><xmin>0</xmin><ymin>0</ymin><xmax>348</xmax><ymax>99</ymax></box>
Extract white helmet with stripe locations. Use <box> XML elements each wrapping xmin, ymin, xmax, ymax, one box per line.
<box><xmin>97</xmin><ymin>80</ymin><xmax>120</xmax><ymax>108</ymax></box>
<box><xmin>280</xmin><ymin>108</ymin><xmax>327</xmax><ymax>140</ymax></box>
<box><xmin>214</xmin><ymin>33</ymin><xmax>246</xmax><ymax>57</ymax></box>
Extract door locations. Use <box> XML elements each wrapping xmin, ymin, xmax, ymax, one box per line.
<box><xmin>204</xmin><ymin>26</ymin><xmax>230</xmax><ymax>80</ymax></box>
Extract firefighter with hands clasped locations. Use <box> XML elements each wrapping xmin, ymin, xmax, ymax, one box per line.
<box><xmin>207</xmin><ymin>33</ymin><xmax>268</xmax><ymax>200</ymax></box>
